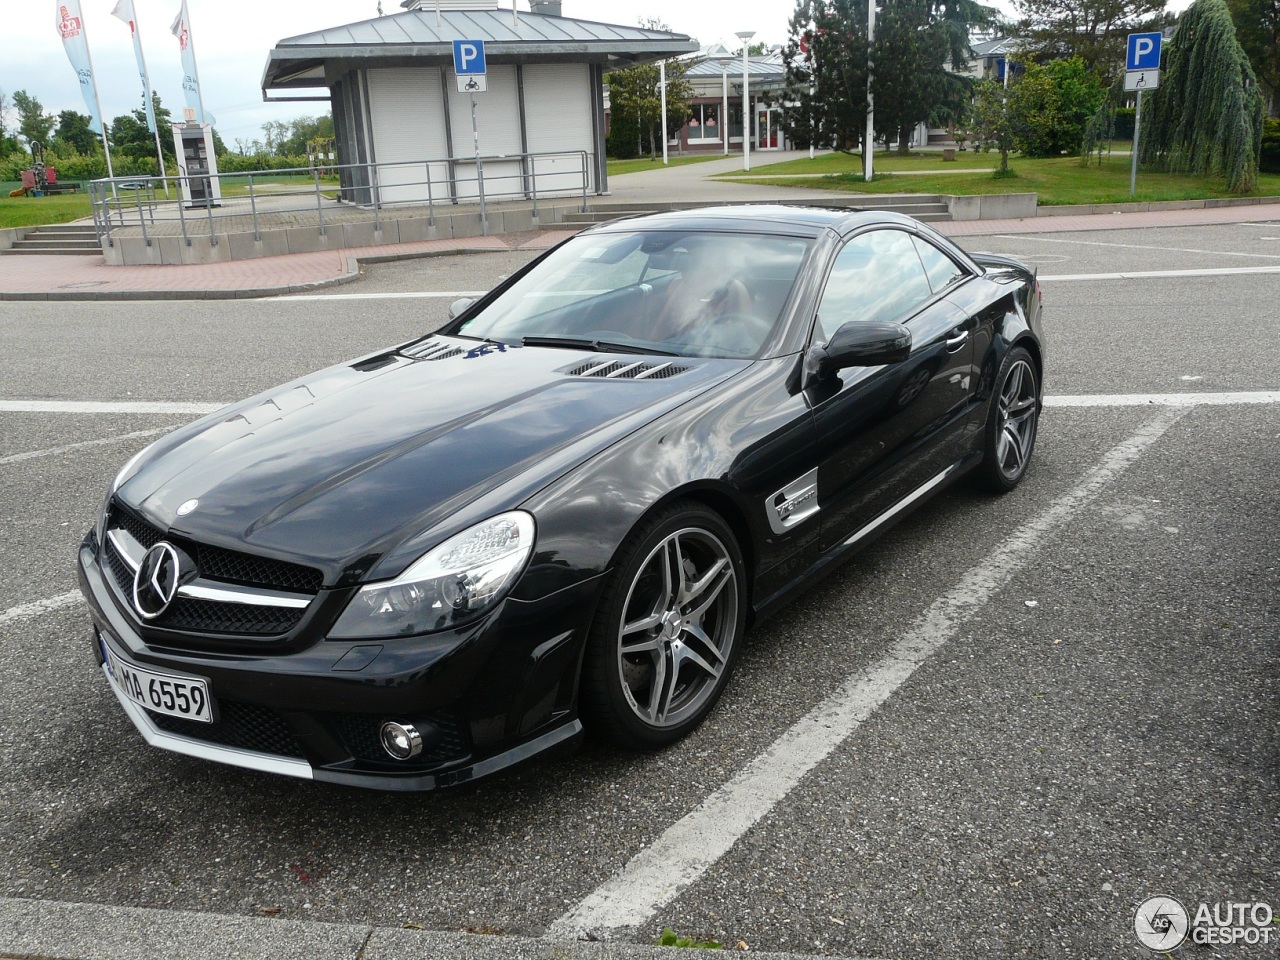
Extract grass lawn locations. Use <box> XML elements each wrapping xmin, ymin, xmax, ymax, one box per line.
<box><xmin>0</xmin><ymin>192</ymin><xmax>92</xmax><ymax>229</ymax></box>
<box><xmin>607</xmin><ymin>155</ymin><xmax>726</xmax><ymax>177</ymax></box>
<box><xmin>721</xmin><ymin>152</ymin><xmax>1280</xmax><ymax>205</ymax></box>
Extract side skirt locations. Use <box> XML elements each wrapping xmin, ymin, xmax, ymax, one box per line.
<box><xmin>752</xmin><ymin>452</ymin><xmax>981</xmax><ymax>617</ymax></box>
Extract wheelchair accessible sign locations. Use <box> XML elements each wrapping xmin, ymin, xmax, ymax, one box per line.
<box><xmin>454</xmin><ymin>39</ymin><xmax>487</xmax><ymax>92</ymax></box>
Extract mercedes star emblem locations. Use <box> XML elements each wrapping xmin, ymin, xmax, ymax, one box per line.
<box><xmin>133</xmin><ymin>542</ymin><xmax>183</xmax><ymax>620</ymax></box>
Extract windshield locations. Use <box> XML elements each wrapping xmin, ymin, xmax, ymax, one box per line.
<box><xmin>453</xmin><ymin>230</ymin><xmax>813</xmax><ymax>359</ymax></box>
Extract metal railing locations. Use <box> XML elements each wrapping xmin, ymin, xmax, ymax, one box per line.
<box><xmin>89</xmin><ymin>149</ymin><xmax>594</xmax><ymax>249</ymax></box>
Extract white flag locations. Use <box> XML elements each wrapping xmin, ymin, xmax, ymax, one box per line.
<box><xmin>111</xmin><ymin>0</ymin><xmax>157</xmax><ymax>132</ymax></box>
<box><xmin>170</xmin><ymin>0</ymin><xmax>212</xmax><ymax>125</ymax></box>
<box><xmin>55</xmin><ymin>1</ymin><xmax>104</xmax><ymax>133</ymax></box>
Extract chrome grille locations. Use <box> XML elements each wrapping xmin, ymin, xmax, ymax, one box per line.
<box><xmin>103</xmin><ymin>503</ymin><xmax>319</xmax><ymax>638</ymax></box>
<box><xmin>401</xmin><ymin>338</ymin><xmax>464</xmax><ymax>361</ymax></box>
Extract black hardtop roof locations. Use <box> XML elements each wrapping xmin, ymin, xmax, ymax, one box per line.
<box><xmin>587</xmin><ymin>205</ymin><xmax>925</xmax><ymax>238</ymax></box>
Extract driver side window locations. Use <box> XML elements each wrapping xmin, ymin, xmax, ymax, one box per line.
<box><xmin>815</xmin><ymin>230</ymin><xmax>934</xmax><ymax>343</ymax></box>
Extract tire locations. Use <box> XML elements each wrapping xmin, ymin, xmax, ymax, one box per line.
<box><xmin>976</xmin><ymin>345</ymin><xmax>1040</xmax><ymax>493</ymax></box>
<box><xmin>580</xmin><ymin>501</ymin><xmax>747</xmax><ymax>749</ymax></box>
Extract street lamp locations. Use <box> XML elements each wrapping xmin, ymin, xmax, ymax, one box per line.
<box><xmin>736</xmin><ymin>30</ymin><xmax>755</xmax><ymax>172</ymax></box>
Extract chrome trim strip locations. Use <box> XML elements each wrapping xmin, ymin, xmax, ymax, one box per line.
<box><xmin>634</xmin><ymin>362</ymin><xmax>674</xmax><ymax>380</ymax></box>
<box><xmin>767</xmin><ymin>467</ymin><xmax>821</xmax><ymax>535</ymax></box>
<box><xmin>177</xmin><ymin>581</ymin><xmax>312</xmax><ymax>609</ymax></box>
<box><xmin>107</xmin><ymin>529</ymin><xmax>143</xmax><ymax>573</ymax></box>
<box><xmin>843</xmin><ymin>461</ymin><xmax>969</xmax><ymax>549</ymax></box>
<box><xmin>102</xmin><ymin>663</ymin><xmax>314</xmax><ymax>781</ymax></box>
<box><xmin>609</xmin><ymin>361</ymin><xmax>647</xmax><ymax>379</ymax></box>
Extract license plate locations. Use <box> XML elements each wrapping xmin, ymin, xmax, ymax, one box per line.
<box><xmin>105</xmin><ymin>647</ymin><xmax>213</xmax><ymax>723</ymax></box>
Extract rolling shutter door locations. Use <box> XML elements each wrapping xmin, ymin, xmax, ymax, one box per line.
<box><xmin>446</xmin><ymin>64</ymin><xmax>522</xmax><ymax>201</ymax></box>
<box><xmin>367</xmin><ymin>68</ymin><xmax>449</xmax><ymax>206</ymax></box>
<box><xmin>522</xmin><ymin>64</ymin><xmax>594</xmax><ymax>194</ymax></box>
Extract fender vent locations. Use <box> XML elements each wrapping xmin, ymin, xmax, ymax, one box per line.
<box><xmin>564</xmin><ymin>359</ymin><xmax>689</xmax><ymax>380</ymax></box>
<box><xmin>402</xmin><ymin>339</ymin><xmax>464</xmax><ymax>361</ymax></box>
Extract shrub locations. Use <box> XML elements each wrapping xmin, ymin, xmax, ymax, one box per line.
<box><xmin>1007</xmin><ymin>57</ymin><xmax>1105</xmax><ymax>157</ymax></box>
<box><xmin>1261</xmin><ymin>118</ymin><xmax>1280</xmax><ymax>175</ymax></box>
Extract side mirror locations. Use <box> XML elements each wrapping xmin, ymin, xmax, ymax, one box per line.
<box><xmin>449</xmin><ymin>297</ymin><xmax>476</xmax><ymax>320</ymax></box>
<box><xmin>807</xmin><ymin>320</ymin><xmax>912</xmax><ymax>380</ymax></box>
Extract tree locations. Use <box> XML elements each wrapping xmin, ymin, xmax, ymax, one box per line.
<box><xmin>13</xmin><ymin>90</ymin><xmax>55</xmax><ymax>149</ymax></box>
<box><xmin>605</xmin><ymin>20</ymin><xmax>692</xmax><ymax>160</ymax></box>
<box><xmin>1005</xmin><ymin>56</ymin><xmax>1105</xmax><ymax>155</ymax></box>
<box><xmin>781</xmin><ymin>0</ymin><xmax>994</xmax><ymax>156</ymax></box>
<box><xmin>1140</xmin><ymin>0</ymin><xmax>1265</xmax><ymax>191</ymax></box>
<box><xmin>0</xmin><ymin>88</ymin><xmax>20</xmax><ymax>154</ymax></box>
<box><xmin>1228</xmin><ymin>0</ymin><xmax>1280</xmax><ymax>115</ymax></box>
<box><xmin>53</xmin><ymin>110</ymin><xmax>98</xmax><ymax>155</ymax></box>
<box><xmin>276</xmin><ymin>115</ymin><xmax>335</xmax><ymax>156</ymax></box>
<box><xmin>969</xmin><ymin>77</ymin><xmax>1016</xmax><ymax>171</ymax></box>
<box><xmin>1015</xmin><ymin>0</ymin><xmax>1171</xmax><ymax>77</ymax></box>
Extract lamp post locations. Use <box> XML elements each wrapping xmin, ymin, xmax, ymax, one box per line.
<box><xmin>736</xmin><ymin>30</ymin><xmax>755</xmax><ymax>171</ymax></box>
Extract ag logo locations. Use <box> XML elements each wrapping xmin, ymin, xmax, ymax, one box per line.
<box><xmin>1135</xmin><ymin>895</ymin><xmax>1190</xmax><ymax>951</ymax></box>
<box><xmin>132</xmin><ymin>542</ymin><xmax>185</xmax><ymax>620</ymax></box>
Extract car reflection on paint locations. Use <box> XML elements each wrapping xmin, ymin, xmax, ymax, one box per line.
<box><xmin>77</xmin><ymin>206</ymin><xmax>1044</xmax><ymax>791</ymax></box>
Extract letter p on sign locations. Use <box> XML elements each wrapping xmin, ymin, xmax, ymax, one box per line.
<box><xmin>1126</xmin><ymin>32</ymin><xmax>1162</xmax><ymax>71</ymax></box>
<box><xmin>453</xmin><ymin>39</ymin><xmax>487</xmax><ymax>75</ymax></box>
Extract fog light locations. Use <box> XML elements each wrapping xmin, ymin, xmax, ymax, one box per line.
<box><xmin>380</xmin><ymin>722</ymin><xmax>423</xmax><ymax>760</ymax></box>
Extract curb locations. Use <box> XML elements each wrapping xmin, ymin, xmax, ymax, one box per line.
<box><xmin>0</xmin><ymin>898</ymin><xmax>870</xmax><ymax>960</ymax></box>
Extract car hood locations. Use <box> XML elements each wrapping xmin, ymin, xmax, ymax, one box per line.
<box><xmin>119</xmin><ymin>338</ymin><xmax>741</xmax><ymax>583</ymax></box>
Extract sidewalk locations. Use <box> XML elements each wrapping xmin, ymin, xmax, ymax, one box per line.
<box><xmin>2</xmin><ymin>150</ymin><xmax>1278</xmax><ymax>300</ymax></box>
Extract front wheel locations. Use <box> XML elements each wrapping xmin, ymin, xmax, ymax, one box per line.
<box><xmin>580</xmin><ymin>502</ymin><xmax>746</xmax><ymax>748</ymax></box>
<box><xmin>976</xmin><ymin>345</ymin><xmax>1040</xmax><ymax>493</ymax></box>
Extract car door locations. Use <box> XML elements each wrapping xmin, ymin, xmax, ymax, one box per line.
<box><xmin>805</xmin><ymin>228</ymin><xmax>977</xmax><ymax>552</ymax></box>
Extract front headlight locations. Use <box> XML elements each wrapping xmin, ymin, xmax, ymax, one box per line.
<box><xmin>329</xmin><ymin>511</ymin><xmax>536</xmax><ymax>639</ymax></box>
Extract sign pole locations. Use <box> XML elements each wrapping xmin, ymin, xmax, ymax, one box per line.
<box><xmin>1130</xmin><ymin>89</ymin><xmax>1142</xmax><ymax>196</ymax></box>
<box><xmin>471</xmin><ymin>92</ymin><xmax>487</xmax><ymax>236</ymax></box>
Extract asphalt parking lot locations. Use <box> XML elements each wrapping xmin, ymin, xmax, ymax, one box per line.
<box><xmin>1</xmin><ymin>221</ymin><xmax>1277</xmax><ymax>960</ymax></box>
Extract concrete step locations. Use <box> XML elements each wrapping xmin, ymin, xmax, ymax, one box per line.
<box><xmin>5</xmin><ymin>238</ymin><xmax>102</xmax><ymax>254</ymax></box>
<box><xmin>1</xmin><ymin>247</ymin><xmax>102</xmax><ymax>256</ymax></box>
<box><xmin>27</xmin><ymin>229</ymin><xmax>98</xmax><ymax>240</ymax></box>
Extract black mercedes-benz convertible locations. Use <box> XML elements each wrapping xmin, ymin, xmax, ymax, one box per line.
<box><xmin>78</xmin><ymin>206</ymin><xmax>1044</xmax><ymax>790</ymax></box>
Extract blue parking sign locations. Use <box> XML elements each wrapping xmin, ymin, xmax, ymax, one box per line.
<box><xmin>1127</xmin><ymin>32</ymin><xmax>1162</xmax><ymax>71</ymax></box>
<box><xmin>453</xmin><ymin>39</ymin><xmax>487</xmax><ymax>76</ymax></box>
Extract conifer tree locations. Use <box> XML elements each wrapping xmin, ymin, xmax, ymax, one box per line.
<box><xmin>1139</xmin><ymin>0</ymin><xmax>1265</xmax><ymax>192</ymax></box>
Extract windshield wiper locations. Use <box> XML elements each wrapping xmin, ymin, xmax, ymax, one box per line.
<box><xmin>521</xmin><ymin>336</ymin><xmax>677</xmax><ymax>357</ymax></box>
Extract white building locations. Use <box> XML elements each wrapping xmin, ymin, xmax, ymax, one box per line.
<box><xmin>261</xmin><ymin>0</ymin><xmax>697</xmax><ymax>205</ymax></box>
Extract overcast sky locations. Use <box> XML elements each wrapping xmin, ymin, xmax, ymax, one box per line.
<box><xmin>5</xmin><ymin>0</ymin><xmax>1182</xmax><ymax>148</ymax></box>
<box><xmin>3</xmin><ymin>1</ymin><xmax>803</xmax><ymax>146</ymax></box>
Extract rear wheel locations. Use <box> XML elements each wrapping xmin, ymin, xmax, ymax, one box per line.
<box><xmin>581</xmin><ymin>502</ymin><xmax>746</xmax><ymax>748</ymax></box>
<box><xmin>976</xmin><ymin>346</ymin><xmax>1039</xmax><ymax>492</ymax></box>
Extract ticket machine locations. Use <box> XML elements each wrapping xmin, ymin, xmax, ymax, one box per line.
<box><xmin>171</xmin><ymin>123</ymin><xmax>221</xmax><ymax>208</ymax></box>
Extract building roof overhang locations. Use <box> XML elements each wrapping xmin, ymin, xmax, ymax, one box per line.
<box><xmin>262</xmin><ymin>9</ymin><xmax>698</xmax><ymax>100</ymax></box>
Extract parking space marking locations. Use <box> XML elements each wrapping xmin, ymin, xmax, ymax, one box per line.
<box><xmin>1047</xmin><ymin>392</ymin><xmax>1279</xmax><ymax>407</ymax></box>
<box><xmin>0</xmin><ymin>401</ymin><xmax>223</xmax><ymax>415</ymax></box>
<box><xmin>0</xmin><ymin>428</ymin><xmax>170</xmax><ymax>467</ymax></box>
<box><xmin>549</xmin><ymin>408</ymin><xmax>1188</xmax><ymax>937</ymax></box>
<box><xmin>1041</xmin><ymin>265</ymin><xmax>1280</xmax><ymax>281</ymax></box>
<box><xmin>994</xmin><ymin>234</ymin><xmax>1280</xmax><ymax>260</ymax></box>
<box><xmin>1</xmin><ymin>591</ymin><xmax>82</xmax><ymax>626</ymax></box>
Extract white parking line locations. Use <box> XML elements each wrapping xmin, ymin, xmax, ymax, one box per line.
<box><xmin>1046</xmin><ymin>392</ymin><xmax>1279</xmax><ymax>407</ymax></box>
<box><xmin>549</xmin><ymin>407</ymin><xmax>1188</xmax><ymax>937</ymax></box>
<box><xmin>0</xmin><ymin>591</ymin><xmax>83</xmax><ymax>626</ymax></box>
<box><xmin>0</xmin><ymin>401</ymin><xmax>223</xmax><ymax>415</ymax></box>
<box><xmin>0</xmin><ymin>428</ymin><xmax>169</xmax><ymax>466</ymax></box>
<box><xmin>1040</xmin><ymin>265</ymin><xmax>1280</xmax><ymax>281</ymax></box>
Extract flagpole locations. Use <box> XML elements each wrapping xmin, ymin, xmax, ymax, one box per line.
<box><xmin>187</xmin><ymin>3</ymin><xmax>209</xmax><ymax>127</ymax></box>
<box><xmin>131</xmin><ymin>10</ymin><xmax>171</xmax><ymax>197</ymax></box>
<box><xmin>81</xmin><ymin>12</ymin><xmax>115</xmax><ymax>180</ymax></box>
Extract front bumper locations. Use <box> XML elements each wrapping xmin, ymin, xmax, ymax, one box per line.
<box><xmin>78</xmin><ymin>535</ymin><xmax>597</xmax><ymax>791</ymax></box>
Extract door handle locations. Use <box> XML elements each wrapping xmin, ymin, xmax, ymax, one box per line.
<box><xmin>945</xmin><ymin>329</ymin><xmax>969</xmax><ymax>351</ymax></box>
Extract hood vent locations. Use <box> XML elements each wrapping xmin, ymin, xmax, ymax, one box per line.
<box><xmin>402</xmin><ymin>339</ymin><xmax>464</xmax><ymax>361</ymax></box>
<box><xmin>565</xmin><ymin>359</ymin><xmax>689</xmax><ymax>380</ymax></box>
